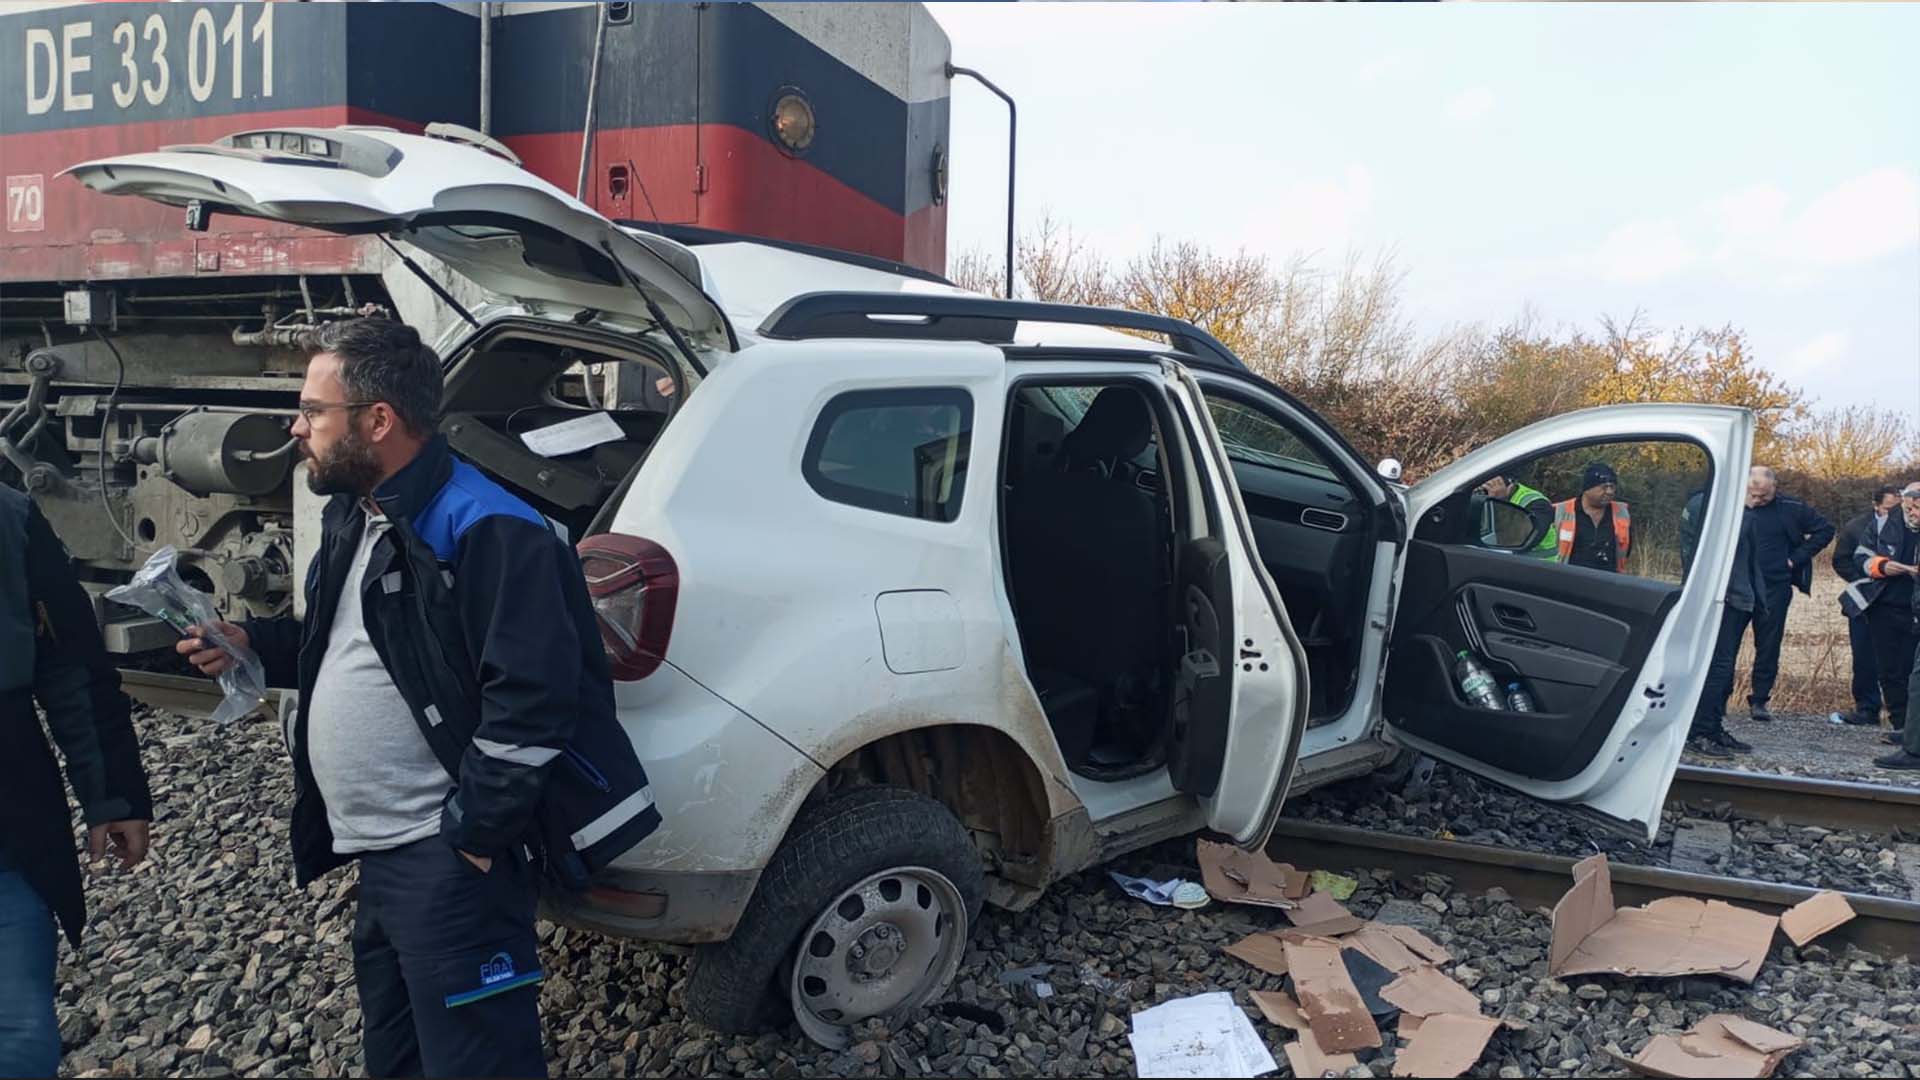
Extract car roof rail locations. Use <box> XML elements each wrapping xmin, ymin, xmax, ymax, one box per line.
<box><xmin>756</xmin><ymin>292</ymin><xmax>1247</xmax><ymax>371</ymax></box>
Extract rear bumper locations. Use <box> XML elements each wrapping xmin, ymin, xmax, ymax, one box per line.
<box><xmin>541</xmin><ymin>867</ymin><xmax>762</xmax><ymax>945</ymax></box>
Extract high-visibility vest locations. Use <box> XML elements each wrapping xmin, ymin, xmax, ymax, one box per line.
<box><xmin>1554</xmin><ymin>498</ymin><xmax>1631</xmax><ymax>570</ymax></box>
<box><xmin>1508</xmin><ymin>484</ymin><xmax>1558</xmax><ymax>556</ymax></box>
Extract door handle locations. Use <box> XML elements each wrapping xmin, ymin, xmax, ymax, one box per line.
<box><xmin>1492</xmin><ymin>604</ymin><xmax>1536</xmax><ymax>632</ymax></box>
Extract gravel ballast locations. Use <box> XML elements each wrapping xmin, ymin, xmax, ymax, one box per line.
<box><xmin>52</xmin><ymin>705</ymin><xmax>1920</xmax><ymax>1077</ymax></box>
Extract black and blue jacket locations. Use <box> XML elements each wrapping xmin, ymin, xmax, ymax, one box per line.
<box><xmin>247</xmin><ymin>435</ymin><xmax>659</xmax><ymax>888</ymax></box>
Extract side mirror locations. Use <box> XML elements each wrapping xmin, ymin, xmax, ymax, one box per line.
<box><xmin>1376</xmin><ymin>457</ymin><xmax>1403</xmax><ymax>482</ymax></box>
<box><xmin>1483</xmin><ymin>497</ymin><xmax>1548</xmax><ymax>552</ymax></box>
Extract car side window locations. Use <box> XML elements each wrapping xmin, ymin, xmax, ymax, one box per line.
<box><xmin>1204</xmin><ymin>396</ymin><xmax>1341</xmax><ymax>483</ymax></box>
<box><xmin>803</xmin><ymin>388</ymin><xmax>973</xmax><ymax>522</ymax></box>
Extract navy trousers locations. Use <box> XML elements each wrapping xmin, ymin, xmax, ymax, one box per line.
<box><xmin>352</xmin><ymin>836</ymin><xmax>548</xmax><ymax>1078</ymax></box>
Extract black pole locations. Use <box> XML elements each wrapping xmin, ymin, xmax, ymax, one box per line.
<box><xmin>946</xmin><ymin>64</ymin><xmax>1016</xmax><ymax>299</ymax></box>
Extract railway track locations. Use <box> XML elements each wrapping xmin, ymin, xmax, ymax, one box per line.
<box><xmin>1669</xmin><ymin>764</ymin><xmax>1920</xmax><ymax>837</ymax></box>
<box><xmin>1267</xmin><ymin>817</ymin><xmax>1920</xmax><ymax>958</ymax></box>
<box><xmin>120</xmin><ymin>668</ymin><xmax>273</xmax><ymax>718</ymax></box>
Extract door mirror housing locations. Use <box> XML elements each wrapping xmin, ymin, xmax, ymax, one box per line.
<box><xmin>1376</xmin><ymin>457</ymin><xmax>1403</xmax><ymax>482</ymax></box>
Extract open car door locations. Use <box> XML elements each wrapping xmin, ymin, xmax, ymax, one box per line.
<box><xmin>1385</xmin><ymin>404</ymin><xmax>1754</xmax><ymax>841</ymax></box>
<box><xmin>1159</xmin><ymin>363</ymin><xmax>1312</xmax><ymax>848</ymax></box>
<box><xmin>63</xmin><ymin>126</ymin><xmax>731</xmax><ymax>355</ymax></box>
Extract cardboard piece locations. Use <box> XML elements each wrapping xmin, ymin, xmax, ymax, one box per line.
<box><xmin>1345</xmin><ymin>923</ymin><xmax>1451</xmax><ymax>974</ymax></box>
<box><xmin>1197</xmin><ymin>840</ymin><xmax>1311</xmax><ymax>907</ymax></box>
<box><xmin>1282</xmin><ymin>1030</ymin><xmax>1362</xmax><ymax>1078</ymax></box>
<box><xmin>1778</xmin><ymin>890</ymin><xmax>1856</xmax><ymax>947</ymax></box>
<box><xmin>1249</xmin><ymin>990</ymin><xmax>1309</xmax><ymax>1031</ymax></box>
<box><xmin>1379</xmin><ymin>965</ymin><xmax>1483</xmax><ymax>1018</ymax></box>
<box><xmin>1223</xmin><ymin>932</ymin><xmax>1291</xmax><ymax>976</ymax></box>
<box><xmin>1617</xmin><ymin>1014</ymin><xmax>1806</xmax><ymax>1079</ymax></box>
<box><xmin>1390</xmin><ymin>1013</ymin><xmax>1501</xmax><ymax>1078</ymax></box>
<box><xmin>1282</xmin><ymin>937</ymin><xmax>1383</xmax><ymax>1053</ymax></box>
<box><xmin>1398</xmin><ymin>1014</ymin><xmax>1426</xmax><ymax>1040</ymax></box>
<box><xmin>1550</xmin><ymin>855</ymin><xmax>1778</xmax><ymax>984</ymax></box>
<box><xmin>1285</xmin><ymin>891</ymin><xmax>1367</xmax><ymax>937</ymax></box>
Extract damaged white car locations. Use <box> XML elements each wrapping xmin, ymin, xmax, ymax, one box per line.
<box><xmin>71</xmin><ymin>126</ymin><xmax>1755</xmax><ymax>1046</ymax></box>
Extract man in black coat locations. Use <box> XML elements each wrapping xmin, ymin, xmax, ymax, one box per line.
<box><xmin>0</xmin><ymin>486</ymin><xmax>152</xmax><ymax>1076</ymax></box>
<box><xmin>1857</xmin><ymin>483</ymin><xmax>1920</xmax><ymax>770</ymax></box>
<box><xmin>1740</xmin><ymin>466</ymin><xmax>1835</xmax><ymax>720</ymax></box>
<box><xmin>1833</xmin><ymin>487</ymin><xmax>1902</xmax><ymax>725</ymax></box>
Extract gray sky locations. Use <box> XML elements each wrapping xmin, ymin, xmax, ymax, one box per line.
<box><xmin>931</xmin><ymin>2</ymin><xmax>1920</xmax><ymax>419</ymax></box>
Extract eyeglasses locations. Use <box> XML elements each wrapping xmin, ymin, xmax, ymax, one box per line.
<box><xmin>296</xmin><ymin>400</ymin><xmax>377</xmax><ymax>423</ymax></box>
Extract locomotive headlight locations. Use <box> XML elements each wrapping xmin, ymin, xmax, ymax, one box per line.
<box><xmin>770</xmin><ymin>90</ymin><xmax>815</xmax><ymax>153</ymax></box>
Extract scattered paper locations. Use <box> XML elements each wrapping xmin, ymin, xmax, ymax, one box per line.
<box><xmin>1550</xmin><ymin>855</ymin><xmax>1778</xmax><ymax>984</ymax></box>
<box><xmin>1778</xmin><ymin>890</ymin><xmax>1856</xmax><ymax>947</ymax></box>
<box><xmin>1198</xmin><ymin>840</ymin><xmax>1310</xmax><ymax>907</ymax></box>
<box><xmin>1615</xmin><ymin>1013</ymin><xmax>1806</xmax><ymax>1079</ymax></box>
<box><xmin>1391</xmin><ymin>1013</ymin><xmax>1501</xmax><ymax>1078</ymax></box>
<box><xmin>1283</xmin><ymin>937</ymin><xmax>1382</xmax><ymax>1053</ymax></box>
<box><xmin>1224</xmin><ymin>932</ymin><xmax>1292</xmax><ymax>976</ymax></box>
<box><xmin>1309</xmin><ymin>870</ymin><xmax>1359</xmax><ymax>901</ymax></box>
<box><xmin>1380</xmin><ymin>965</ymin><xmax>1483</xmax><ymax>1018</ymax></box>
<box><xmin>519</xmin><ymin>410</ymin><xmax>626</xmax><ymax>457</ymax></box>
<box><xmin>1284</xmin><ymin>891</ymin><xmax>1367</xmax><ymax>937</ymax></box>
<box><xmin>1128</xmin><ymin>992</ymin><xmax>1277</xmax><ymax>1079</ymax></box>
<box><xmin>1110</xmin><ymin>871</ymin><xmax>1206</xmax><ymax>908</ymax></box>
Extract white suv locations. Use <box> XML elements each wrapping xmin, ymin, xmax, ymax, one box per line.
<box><xmin>73</xmin><ymin>127</ymin><xmax>1755</xmax><ymax>1046</ymax></box>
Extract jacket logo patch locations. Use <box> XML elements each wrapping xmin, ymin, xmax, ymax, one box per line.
<box><xmin>480</xmin><ymin>952</ymin><xmax>516</xmax><ymax>986</ymax></box>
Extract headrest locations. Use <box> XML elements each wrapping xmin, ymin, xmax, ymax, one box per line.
<box><xmin>1062</xmin><ymin>387</ymin><xmax>1152</xmax><ymax>465</ymax></box>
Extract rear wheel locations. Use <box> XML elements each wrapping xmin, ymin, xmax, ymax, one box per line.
<box><xmin>683</xmin><ymin>786</ymin><xmax>985</xmax><ymax>1047</ymax></box>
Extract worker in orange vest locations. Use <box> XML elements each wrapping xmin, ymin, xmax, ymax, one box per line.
<box><xmin>1554</xmin><ymin>462</ymin><xmax>1632</xmax><ymax>572</ymax></box>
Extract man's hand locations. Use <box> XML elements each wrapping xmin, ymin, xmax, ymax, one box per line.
<box><xmin>175</xmin><ymin>621</ymin><xmax>248</xmax><ymax>676</ymax></box>
<box><xmin>458</xmin><ymin>850</ymin><xmax>493</xmax><ymax>874</ymax></box>
<box><xmin>88</xmin><ymin>820</ymin><xmax>150</xmax><ymax>868</ymax></box>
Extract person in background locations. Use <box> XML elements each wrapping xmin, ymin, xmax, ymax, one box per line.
<box><xmin>1832</xmin><ymin>486</ymin><xmax>1901</xmax><ymax>726</ymax></box>
<box><xmin>1</xmin><ymin>487</ymin><xmax>152</xmax><ymax>1076</ymax></box>
<box><xmin>1685</xmin><ymin>488</ymin><xmax>1767</xmax><ymax>758</ymax></box>
<box><xmin>1553</xmin><ymin>462</ymin><xmax>1632</xmax><ymax>572</ymax></box>
<box><xmin>1860</xmin><ymin>483</ymin><xmax>1920</xmax><ymax>770</ymax></box>
<box><xmin>1740</xmin><ymin>466</ymin><xmax>1835</xmax><ymax>721</ymax></box>
<box><xmin>1481</xmin><ymin>474</ymin><xmax>1558</xmax><ymax>558</ymax></box>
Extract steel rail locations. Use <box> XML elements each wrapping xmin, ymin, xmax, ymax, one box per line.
<box><xmin>121</xmin><ymin>669</ymin><xmax>238</xmax><ymax>718</ymax></box>
<box><xmin>1267</xmin><ymin>818</ymin><xmax>1920</xmax><ymax>957</ymax></box>
<box><xmin>1669</xmin><ymin>765</ymin><xmax>1920</xmax><ymax>837</ymax></box>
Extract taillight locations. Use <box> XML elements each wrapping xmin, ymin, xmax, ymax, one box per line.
<box><xmin>576</xmin><ymin>534</ymin><xmax>678</xmax><ymax>681</ymax></box>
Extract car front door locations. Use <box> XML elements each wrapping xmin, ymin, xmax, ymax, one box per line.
<box><xmin>1385</xmin><ymin>404</ymin><xmax>1754</xmax><ymax>840</ymax></box>
<box><xmin>1158</xmin><ymin>361</ymin><xmax>1312</xmax><ymax>848</ymax></box>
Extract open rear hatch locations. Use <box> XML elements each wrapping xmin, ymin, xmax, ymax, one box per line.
<box><xmin>64</xmin><ymin>125</ymin><xmax>733</xmax><ymax>355</ymax></box>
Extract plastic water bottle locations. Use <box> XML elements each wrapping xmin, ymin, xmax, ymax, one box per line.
<box><xmin>1453</xmin><ymin>650</ymin><xmax>1503</xmax><ymax>710</ymax></box>
<box><xmin>1506</xmin><ymin>682</ymin><xmax>1537</xmax><ymax>713</ymax></box>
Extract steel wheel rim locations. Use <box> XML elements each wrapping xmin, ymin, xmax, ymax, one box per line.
<box><xmin>789</xmin><ymin>865</ymin><xmax>969</xmax><ymax>1048</ymax></box>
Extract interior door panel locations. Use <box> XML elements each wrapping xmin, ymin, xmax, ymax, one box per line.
<box><xmin>1166</xmin><ymin>536</ymin><xmax>1235</xmax><ymax>797</ymax></box>
<box><xmin>1383</xmin><ymin>541</ymin><xmax>1679</xmax><ymax>782</ymax></box>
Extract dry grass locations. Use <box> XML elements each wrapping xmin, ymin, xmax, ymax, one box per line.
<box><xmin>1727</xmin><ymin>573</ymin><xmax>1858</xmax><ymax>716</ymax></box>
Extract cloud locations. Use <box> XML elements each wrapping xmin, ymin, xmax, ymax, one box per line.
<box><xmin>1788</xmin><ymin>167</ymin><xmax>1920</xmax><ymax>266</ymax></box>
<box><xmin>1586</xmin><ymin>219</ymin><xmax>1699</xmax><ymax>285</ymax></box>
<box><xmin>1771</xmin><ymin>331</ymin><xmax>1850</xmax><ymax>385</ymax></box>
<box><xmin>1445</xmin><ymin>87</ymin><xmax>1496</xmax><ymax>123</ymax></box>
<box><xmin>1358</xmin><ymin>53</ymin><xmax>1411</xmax><ymax>84</ymax></box>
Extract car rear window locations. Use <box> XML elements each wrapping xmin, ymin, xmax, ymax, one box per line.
<box><xmin>804</xmin><ymin>389</ymin><xmax>973</xmax><ymax>522</ymax></box>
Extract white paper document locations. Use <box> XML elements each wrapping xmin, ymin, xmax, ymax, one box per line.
<box><xmin>520</xmin><ymin>411</ymin><xmax>626</xmax><ymax>458</ymax></box>
<box><xmin>1128</xmin><ymin>992</ymin><xmax>1277</xmax><ymax>1079</ymax></box>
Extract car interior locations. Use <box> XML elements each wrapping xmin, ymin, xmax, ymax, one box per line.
<box><xmin>438</xmin><ymin>327</ymin><xmax>674</xmax><ymax>540</ymax></box>
<box><xmin>1001</xmin><ymin>382</ymin><xmax>1182</xmax><ymax>781</ymax></box>
<box><xmin>1202</xmin><ymin>393</ymin><xmax>1378</xmax><ymax>725</ymax></box>
<box><xmin>1382</xmin><ymin>448</ymin><xmax>1711</xmax><ymax>783</ymax></box>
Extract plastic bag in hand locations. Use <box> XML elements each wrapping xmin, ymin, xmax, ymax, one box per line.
<box><xmin>107</xmin><ymin>546</ymin><xmax>269</xmax><ymax>724</ymax></box>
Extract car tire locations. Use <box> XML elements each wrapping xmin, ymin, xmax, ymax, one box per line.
<box><xmin>683</xmin><ymin>786</ymin><xmax>985</xmax><ymax>1044</ymax></box>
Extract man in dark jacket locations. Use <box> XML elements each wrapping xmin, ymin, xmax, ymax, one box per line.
<box><xmin>1</xmin><ymin>486</ymin><xmax>152</xmax><ymax>1076</ymax></box>
<box><xmin>1859</xmin><ymin>483</ymin><xmax>1920</xmax><ymax>770</ymax></box>
<box><xmin>1684</xmin><ymin>489</ymin><xmax>1767</xmax><ymax>758</ymax></box>
<box><xmin>1739</xmin><ymin>466</ymin><xmax>1835</xmax><ymax>720</ymax></box>
<box><xmin>179</xmin><ymin>318</ymin><xmax>658</xmax><ymax>1078</ymax></box>
<box><xmin>1833</xmin><ymin>487</ymin><xmax>1902</xmax><ymax>725</ymax></box>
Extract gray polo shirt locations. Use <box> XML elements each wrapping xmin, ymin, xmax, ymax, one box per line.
<box><xmin>305</xmin><ymin>509</ymin><xmax>452</xmax><ymax>854</ymax></box>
